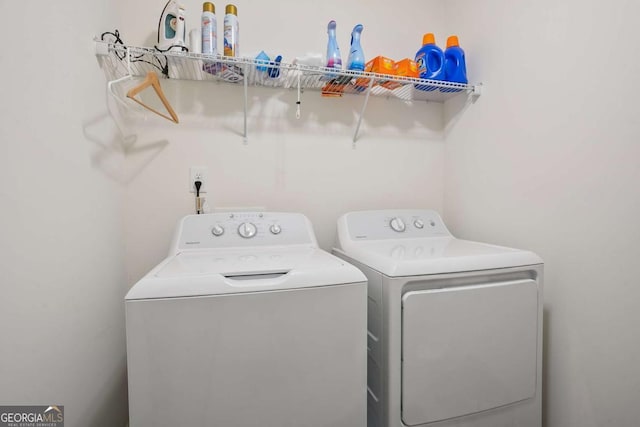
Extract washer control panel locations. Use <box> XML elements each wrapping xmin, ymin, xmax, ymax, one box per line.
<box><xmin>174</xmin><ymin>212</ymin><xmax>317</xmax><ymax>252</ymax></box>
<box><xmin>342</xmin><ymin>210</ymin><xmax>451</xmax><ymax>241</ymax></box>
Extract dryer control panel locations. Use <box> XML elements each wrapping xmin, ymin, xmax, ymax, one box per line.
<box><xmin>171</xmin><ymin>212</ymin><xmax>318</xmax><ymax>253</ymax></box>
<box><xmin>339</xmin><ymin>210</ymin><xmax>452</xmax><ymax>241</ymax></box>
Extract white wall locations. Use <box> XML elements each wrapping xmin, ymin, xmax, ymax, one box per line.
<box><xmin>443</xmin><ymin>0</ymin><xmax>640</xmax><ymax>425</ymax></box>
<box><xmin>111</xmin><ymin>0</ymin><xmax>449</xmax><ymax>282</ymax></box>
<box><xmin>0</xmin><ymin>2</ymin><xmax>129</xmax><ymax>427</ymax></box>
<box><xmin>11</xmin><ymin>2</ymin><xmax>633</xmax><ymax>426</ymax></box>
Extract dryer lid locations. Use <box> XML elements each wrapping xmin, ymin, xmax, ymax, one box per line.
<box><xmin>334</xmin><ymin>210</ymin><xmax>542</xmax><ymax>277</ymax></box>
<box><xmin>335</xmin><ymin>237</ymin><xmax>541</xmax><ymax>276</ymax></box>
<box><xmin>126</xmin><ymin>247</ymin><xmax>366</xmax><ymax>300</ymax></box>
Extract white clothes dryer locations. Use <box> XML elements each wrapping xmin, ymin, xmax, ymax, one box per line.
<box><xmin>333</xmin><ymin>210</ymin><xmax>543</xmax><ymax>427</ymax></box>
<box><xmin>126</xmin><ymin>212</ymin><xmax>367</xmax><ymax>427</ymax></box>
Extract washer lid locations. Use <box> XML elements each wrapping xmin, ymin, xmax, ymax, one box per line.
<box><xmin>125</xmin><ymin>247</ymin><xmax>366</xmax><ymax>300</ymax></box>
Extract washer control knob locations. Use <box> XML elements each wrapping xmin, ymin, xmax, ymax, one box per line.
<box><xmin>270</xmin><ymin>224</ymin><xmax>282</xmax><ymax>235</ymax></box>
<box><xmin>211</xmin><ymin>225</ymin><xmax>225</xmax><ymax>236</ymax></box>
<box><xmin>414</xmin><ymin>219</ymin><xmax>425</xmax><ymax>229</ymax></box>
<box><xmin>237</xmin><ymin>222</ymin><xmax>258</xmax><ymax>238</ymax></box>
<box><xmin>389</xmin><ymin>217</ymin><xmax>406</xmax><ymax>232</ymax></box>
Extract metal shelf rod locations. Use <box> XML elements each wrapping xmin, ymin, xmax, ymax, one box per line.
<box><xmin>353</xmin><ymin>77</ymin><xmax>376</xmax><ymax>147</ymax></box>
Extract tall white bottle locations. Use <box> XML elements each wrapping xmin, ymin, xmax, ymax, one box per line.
<box><xmin>223</xmin><ymin>4</ymin><xmax>238</xmax><ymax>57</ymax></box>
<box><xmin>201</xmin><ymin>2</ymin><xmax>217</xmax><ymax>56</ymax></box>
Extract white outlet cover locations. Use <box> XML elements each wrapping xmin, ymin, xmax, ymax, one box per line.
<box><xmin>189</xmin><ymin>166</ymin><xmax>207</xmax><ymax>193</ymax></box>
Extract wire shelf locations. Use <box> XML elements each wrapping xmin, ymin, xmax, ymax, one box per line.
<box><xmin>96</xmin><ymin>40</ymin><xmax>481</xmax><ymax>145</ymax></box>
<box><xmin>97</xmin><ymin>41</ymin><xmax>475</xmax><ymax>103</ymax></box>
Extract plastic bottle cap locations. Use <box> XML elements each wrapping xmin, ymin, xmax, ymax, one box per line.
<box><xmin>225</xmin><ymin>4</ymin><xmax>237</xmax><ymax>15</ymax></box>
<box><xmin>203</xmin><ymin>2</ymin><xmax>215</xmax><ymax>13</ymax></box>
<box><xmin>422</xmin><ymin>33</ymin><xmax>436</xmax><ymax>45</ymax></box>
<box><xmin>446</xmin><ymin>35</ymin><xmax>460</xmax><ymax>48</ymax></box>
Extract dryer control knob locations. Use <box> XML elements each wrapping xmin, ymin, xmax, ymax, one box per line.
<box><xmin>414</xmin><ymin>219</ymin><xmax>425</xmax><ymax>229</ymax></box>
<box><xmin>211</xmin><ymin>225</ymin><xmax>225</xmax><ymax>236</ymax></box>
<box><xmin>270</xmin><ymin>224</ymin><xmax>282</xmax><ymax>235</ymax></box>
<box><xmin>390</xmin><ymin>217</ymin><xmax>406</xmax><ymax>232</ymax></box>
<box><xmin>237</xmin><ymin>222</ymin><xmax>258</xmax><ymax>238</ymax></box>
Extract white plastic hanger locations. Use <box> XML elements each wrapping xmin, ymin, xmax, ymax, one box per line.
<box><xmin>105</xmin><ymin>47</ymin><xmax>137</xmax><ymax>143</ymax></box>
<box><xmin>107</xmin><ymin>47</ymin><xmax>134</xmax><ymax>108</ymax></box>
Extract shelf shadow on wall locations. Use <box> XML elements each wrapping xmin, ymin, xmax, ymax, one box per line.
<box><xmin>83</xmin><ymin>112</ymin><xmax>169</xmax><ymax>185</ymax></box>
<box><xmin>160</xmin><ymin>79</ymin><xmax>448</xmax><ymax>141</ymax></box>
<box><xmin>443</xmin><ymin>87</ymin><xmax>480</xmax><ymax>138</ymax></box>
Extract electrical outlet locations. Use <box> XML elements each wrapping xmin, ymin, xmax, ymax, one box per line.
<box><xmin>189</xmin><ymin>166</ymin><xmax>207</xmax><ymax>193</ymax></box>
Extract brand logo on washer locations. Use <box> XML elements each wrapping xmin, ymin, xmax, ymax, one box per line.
<box><xmin>0</xmin><ymin>405</ymin><xmax>64</xmax><ymax>426</ymax></box>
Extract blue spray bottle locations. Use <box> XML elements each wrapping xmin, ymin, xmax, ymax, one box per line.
<box><xmin>326</xmin><ymin>20</ymin><xmax>342</xmax><ymax>70</ymax></box>
<box><xmin>347</xmin><ymin>24</ymin><xmax>365</xmax><ymax>71</ymax></box>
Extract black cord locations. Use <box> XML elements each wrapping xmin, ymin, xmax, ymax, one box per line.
<box><xmin>154</xmin><ymin>44</ymin><xmax>189</xmax><ymax>53</ymax></box>
<box><xmin>194</xmin><ymin>180</ymin><xmax>203</xmax><ymax>214</ymax></box>
<box><xmin>101</xmin><ymin>29</ymin><xmax>177</xmax><ymax>78</ymax></box>
<box><xmin>157</xmin><ymin>1</ymin><xmax>170</xmax><ymax>45</ymax></box>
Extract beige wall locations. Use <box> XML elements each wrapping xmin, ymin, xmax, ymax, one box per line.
<box><xmin>0</xmin><ymin>2</ymin><xmax>129</xmax><ymax>427</ymax></box>
<box><xmin>443</xmin><ymin>0</ymin><xmax>640</xmax><ymax>425</ymax></box>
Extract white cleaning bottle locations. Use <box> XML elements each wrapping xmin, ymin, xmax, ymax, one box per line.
<box><xmin>201</xmin><ymin>2</ymin><xmax>217</xmax><ymax>56</ymax></box>
<box><xmin>223</xmin><ymin>4</ymin><xmax>239</xmax><ymax>57</ymax></box>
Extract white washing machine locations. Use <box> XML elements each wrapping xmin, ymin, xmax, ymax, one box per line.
<box><xmin>126</xmin><ymin>212</ymin><xmax>367</xmax><ymax>427</ymax></box>
<box><xmin>333</xmin><ymin>210</ymin><xmax>543</xmax><ymax>427</ymax></box>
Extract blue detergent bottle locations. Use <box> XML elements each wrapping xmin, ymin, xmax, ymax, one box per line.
<box><xmin>441</xmin><ymin>35</ymin><xmax>468</xmax><ymax>92</ymax></box>
<box><xmin>414</xmin><ymin>33</ymin><xmax>445</xmax><ymax>91</ymax></box>
<box><xmin>347</xmin><ymin>24</ymin><xmax>365</xmax><ymax>71</ymax></box>
<box><xmin>326</xmin><ymin>20</ymin><xmax>342</xmax><ymax>70</ymax></box>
